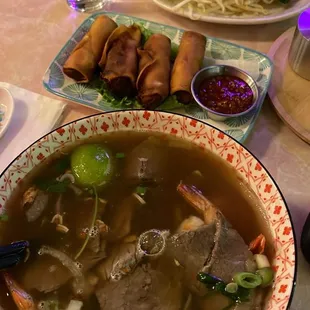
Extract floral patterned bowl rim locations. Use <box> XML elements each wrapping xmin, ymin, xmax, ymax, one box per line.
<box><xmin>0</xmin><ymin>110</ymin><xmax>296</xmax><ymax>310</ymax></box>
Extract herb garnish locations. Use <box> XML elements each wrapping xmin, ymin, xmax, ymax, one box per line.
<box><xmin>0</xmin><ymin>214</ymin><xmax>9</xmax><ymax>222</ymax></box>
<box><xmin>197</xmin><ymin>272</ymin><xmax>251</xmax><ymax>304</ymax></box>
<box><xmin>54</xmin><ymin>157</ymin><xmax>70</xmax><ymax>174</ymax></box>
<box><xmin>116</xmin><ymin>152</ymin><xmax>125</xmax><ymax>159</ymax></box>
<box><xmin>136</xmin><ymin>186</ymin><xmax>147</xmax><ymax>196</ymax></box>
<box><xmin>36</xmin><ymin>178</ymin><xmax>71</xmax><ymax>193</ymax></box>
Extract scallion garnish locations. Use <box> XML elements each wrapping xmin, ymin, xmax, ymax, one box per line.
<box><xmin>36</xmin><ymin>178</ymin><xmax>71</xmax><ymax>193</ymax></box>
<box><xmin>256</xmin><ymin>267</ymin><xmax>274</xmax><ymax>287</ymax></box>
<box><xmin>0</xmin><ymin>214</ymin><xmax>9</xmax><ymax>222</ymax></box>
<box><xmin>225</xmin><ymin>282</ymin><xmax>238</xmax><ymax>294</ymax></box>
<box><xmin>116</xmin><ymin>152</ymin><xmax>125</xmax><ymax>159</ymax></box>
<box><xmin>197</xmin><ymin>272</ymin><xmax>251</xmax><ymax>303</ymax></box>
<box><xmin>233</xmin><ymin>272</ymin><xmax>262</xmax><ymax>289</ymax></box>
<box><xmin>75</xmin><ymin>186</ymin><xmax>98</xmax><ymax>260</ymax></box>
<box><xmin>214</xmin><ymin>282</ymin><xmax>251</xmax><ymax>303</ymax></box>
<box><xmin>136</xmin><ymin>186</ymin><xmax>147</xmax><ymax>196</ymax></box>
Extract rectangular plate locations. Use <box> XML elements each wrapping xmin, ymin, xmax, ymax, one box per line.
<box><xmin>43</xmin><ymin>12</ymin><xmax>273</xmax><ymax>143</ymax></box>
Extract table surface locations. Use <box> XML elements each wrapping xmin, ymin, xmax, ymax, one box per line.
<box><xmin>1</xmin><ymin>0</ymin><xmax>309</xmax><ymax>308</ymax></box>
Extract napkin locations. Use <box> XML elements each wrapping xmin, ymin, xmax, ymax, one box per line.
<box><xmin>0</xmin><ymin>82</ymin><xmax>67</xmax><ymax>173</ymax></box>
<box><xmin>203</xmin><ymin>58</ymin><xmax>260</xmax><ymax>80</ymax></box>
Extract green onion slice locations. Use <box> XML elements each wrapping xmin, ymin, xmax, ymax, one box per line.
<box><xmin>256</xmin><ymin>267</ymin><xmax>274</xmax><ymax>287</ymax></box>
<box><xmin>0</xmin><ymin>214</ymin><xmax>9</xmax><ymax>222</ymax></box>
<box><xmin>225</xmin><ymin>282</ymin><xmax>238</xmax><ymax>294</ymax></box>
<box><xmin>116</xmin><ymin>153</ymin><xmax>125</xmax><ymax>159</ymax></box>
<box><xmin>233</xmin><ymin>272</ymin><xmax>262</xmax><ymax>289</ymax></box>
<box><xmin>136</xmin><ymin>186</ymin><xmax>147</xmax><ymax>196</ymax></box>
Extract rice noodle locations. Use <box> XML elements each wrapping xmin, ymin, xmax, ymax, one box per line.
<box><xmin>38</xmin><ymin>246</ymin><xmax>86</xmax><ymax>295</ymax></box>
<box><xmin>167</xmin><ymin>0</ymin><xmax>286</xmax><ymax>18</ymax></box>
<box><xmin>38</xmin><ymin>246</ymin><xmax>83</xmax><ymax>278</ymax></box>
<box><xmin>58</xmin><ymin>173</ymin><xmax>75</xmax><ymax>183</ymax></box>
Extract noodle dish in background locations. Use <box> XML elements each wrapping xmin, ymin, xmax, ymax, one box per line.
<box><xmin>152</xmin><ymin>0</ymin><xmax>310</xmax><ymax>24</ymax></box>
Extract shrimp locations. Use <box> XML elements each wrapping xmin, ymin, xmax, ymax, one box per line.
<box><xmin>2</xmin><ymin>272</ymin><xmax>35</xmax><ymax>310</ymax></box>
<box><xmin>177</xmin><ymin>183</ymin><xmax>218</xmax><ymax>224</ymax></box>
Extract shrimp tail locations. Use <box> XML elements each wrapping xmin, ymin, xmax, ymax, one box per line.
<box><xmin>2</xmin><ymin>272</ymin><xmax>35</xmax><ymax>310</ymax></box>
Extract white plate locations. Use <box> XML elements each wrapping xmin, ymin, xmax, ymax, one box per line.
<box><xmin>152</xmin><ymin>0</ymin><xmax>310</xmax><ymax>25</ymax></box>
<box><xmin>0</xmin><ymin>87</ymin><xmax>14</xmax><ymax>139</ymax></box>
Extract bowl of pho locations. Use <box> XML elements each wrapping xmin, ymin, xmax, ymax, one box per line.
<box><xmin>0</xmin><ymin>110</ymin><xmax>296</xmax><ymax>310</ymax></box>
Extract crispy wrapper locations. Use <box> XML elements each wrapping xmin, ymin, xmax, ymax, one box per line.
<box><xmin>99</xmin><ymin>24</ymin><xmax>141</xmax><ymax>98</ymax></box>
<box><xmin>136</xmin><ymin>34</ymin><xmax>171</xmax><ymax>109</ymax></box>
<box><xmin>170</xmin><ymin>31</ymin><xmax>206</xmax><ymax>104</ymax></box>
<box><xmin>63</xmin><ymin>16</ymin><xmax>117</xmax><ymax>83</ymax></box>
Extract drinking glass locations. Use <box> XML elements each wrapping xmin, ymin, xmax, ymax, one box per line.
<box><xmin>67</xmin><ymin>0</ymin><xmax>105</xmax><ymax>12</ymax></box>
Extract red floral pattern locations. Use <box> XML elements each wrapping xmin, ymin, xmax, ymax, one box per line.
<box><xmin>143</xmin><ymin>111</ymin><xmax>151</xmax><ymax>120</ymax></box>
<box><xmin>264</xmin><ymin>184</ymin><xmax>272</xmax><ymax>193</ymax></box>
<box><xmin>56</xmin><ymin>128</ymin><xmax>65</xmax><ymax>136</ymax></box>
<box><xmin>226</xmin><ymin>154</ymin><xmax>234</xmax><ymax>163</ymax></box>
<box><xmin>122</xmin><ymin>117</ymin><xmax>130</xmax><ymax>127</ymax></box>
<box><xmin>279</xmin><ymin>285</ymin><xmax>288</xmax><ymax>293</ymax></box>
<box><xmin>0</xmin><ymin>111</ymin><xmax>295</xmax><ymax>310</ymax></box>
<box><xmin>283</xmin><ymin>227</ymin><xmax>292</xmax><ymax>235</ymax></box>
<box><xmin>274</xmin><ymin>206</ymin><xmax>282</xmax><ymax>215</ymax></box>
<box><xmin>190</xmin><ymin>119</ymin><xmax>197</xmax><ymax>127</ymax></box>
<box><xmin>37</xmin><ymin>153</ymin><xmax>45</xmax><ymax>161</ymax></box>
<box><xmin>79</xmin><ymin>125</ymin><xmax>87</xmax><ymax>135</ymax></box>
<box><xmin>218</xmin><ymin>132</ymin><xmax>225</xmax><ymax>139</ymax></box>
<box><xmin>101</xmin><ymin>122</ymin><xmax>109</xmax><ymax>132</ymax></box>
<box><xmin>255</xmin><ymin>163</ymin><xmax>262</xmax><ymax>171</ymax></box>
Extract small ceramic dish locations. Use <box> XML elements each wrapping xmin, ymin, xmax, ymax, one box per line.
<box><xmin>0</xmin><ymin>87</ymin><xmax>15</xmax><ymax>139</ymax></box>
<box><xmin>191</xmin><ymin>65</ymin><xmax>259</xmax><ymax>122</ymax></box>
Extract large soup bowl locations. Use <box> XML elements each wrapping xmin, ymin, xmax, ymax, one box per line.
<box><xmin>0</xmin><ymin>110</ymin><xmax>296</xmax><ymax>309</ymax></box>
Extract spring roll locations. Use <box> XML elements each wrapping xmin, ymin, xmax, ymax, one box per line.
<box><xmin>63</xmin><ymin>16</ymin><xmax>118</xmax><ymax>83</ymax></box>
<box><xmin>170</xmin><ymin>31</ymin><xmax>206</xmax><ymax>104</ymax></box>
<box><xmin>136</xmin><ymin>34</ymin><xmax>171</xmax><ymax>109</ymax></box>
<box><xmin>99</xmin><ymin>24</ymin><xmax>141</xmax><ymax>98</ymax></box>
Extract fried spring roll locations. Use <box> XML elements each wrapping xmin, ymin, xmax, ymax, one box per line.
<box><xmin>63</xmin><ymin>16</ymin><xmax>118</xmax><ymax>83</ymax></box>
<box><xmin>170</xmin><ymin>31</ymin><xmax>206</xmax><ymax>104</ymax></box>
<box><xmin>136</xmin><ymin>34</ymin><xmax>171</xmax><ymax>109</ymax></box>
<box><xmin>99</xmin><ymin>24</ymin><xmax>141</xmax><ymax>98</ymax></box>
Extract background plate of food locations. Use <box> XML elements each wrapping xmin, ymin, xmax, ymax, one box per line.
<box><xmin>43</xmin><ymin>12</ymin><xmax>272</xmax><ymax>143</ymax></box>
<box><xmin>152</xmin><ymin>0</ymin><xmax>310</xmax><ymax>25</ymax></box>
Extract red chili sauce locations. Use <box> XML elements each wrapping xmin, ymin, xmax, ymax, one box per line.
<box><xmin>197</xmin><ymin>75</ymin><xmax>254</xmax><ymax>114</ymax></box>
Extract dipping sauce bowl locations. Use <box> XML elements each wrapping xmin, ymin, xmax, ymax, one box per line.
<box><xmin>191</xmin><ymin>65</ymin><xmax>259</xmax><ymax>121</ymax></box>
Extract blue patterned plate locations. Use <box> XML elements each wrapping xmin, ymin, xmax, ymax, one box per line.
<box><xmin>43</xmin><ymin>12</ymin><xmax>273</xmax><ymax>143</ymax></box>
